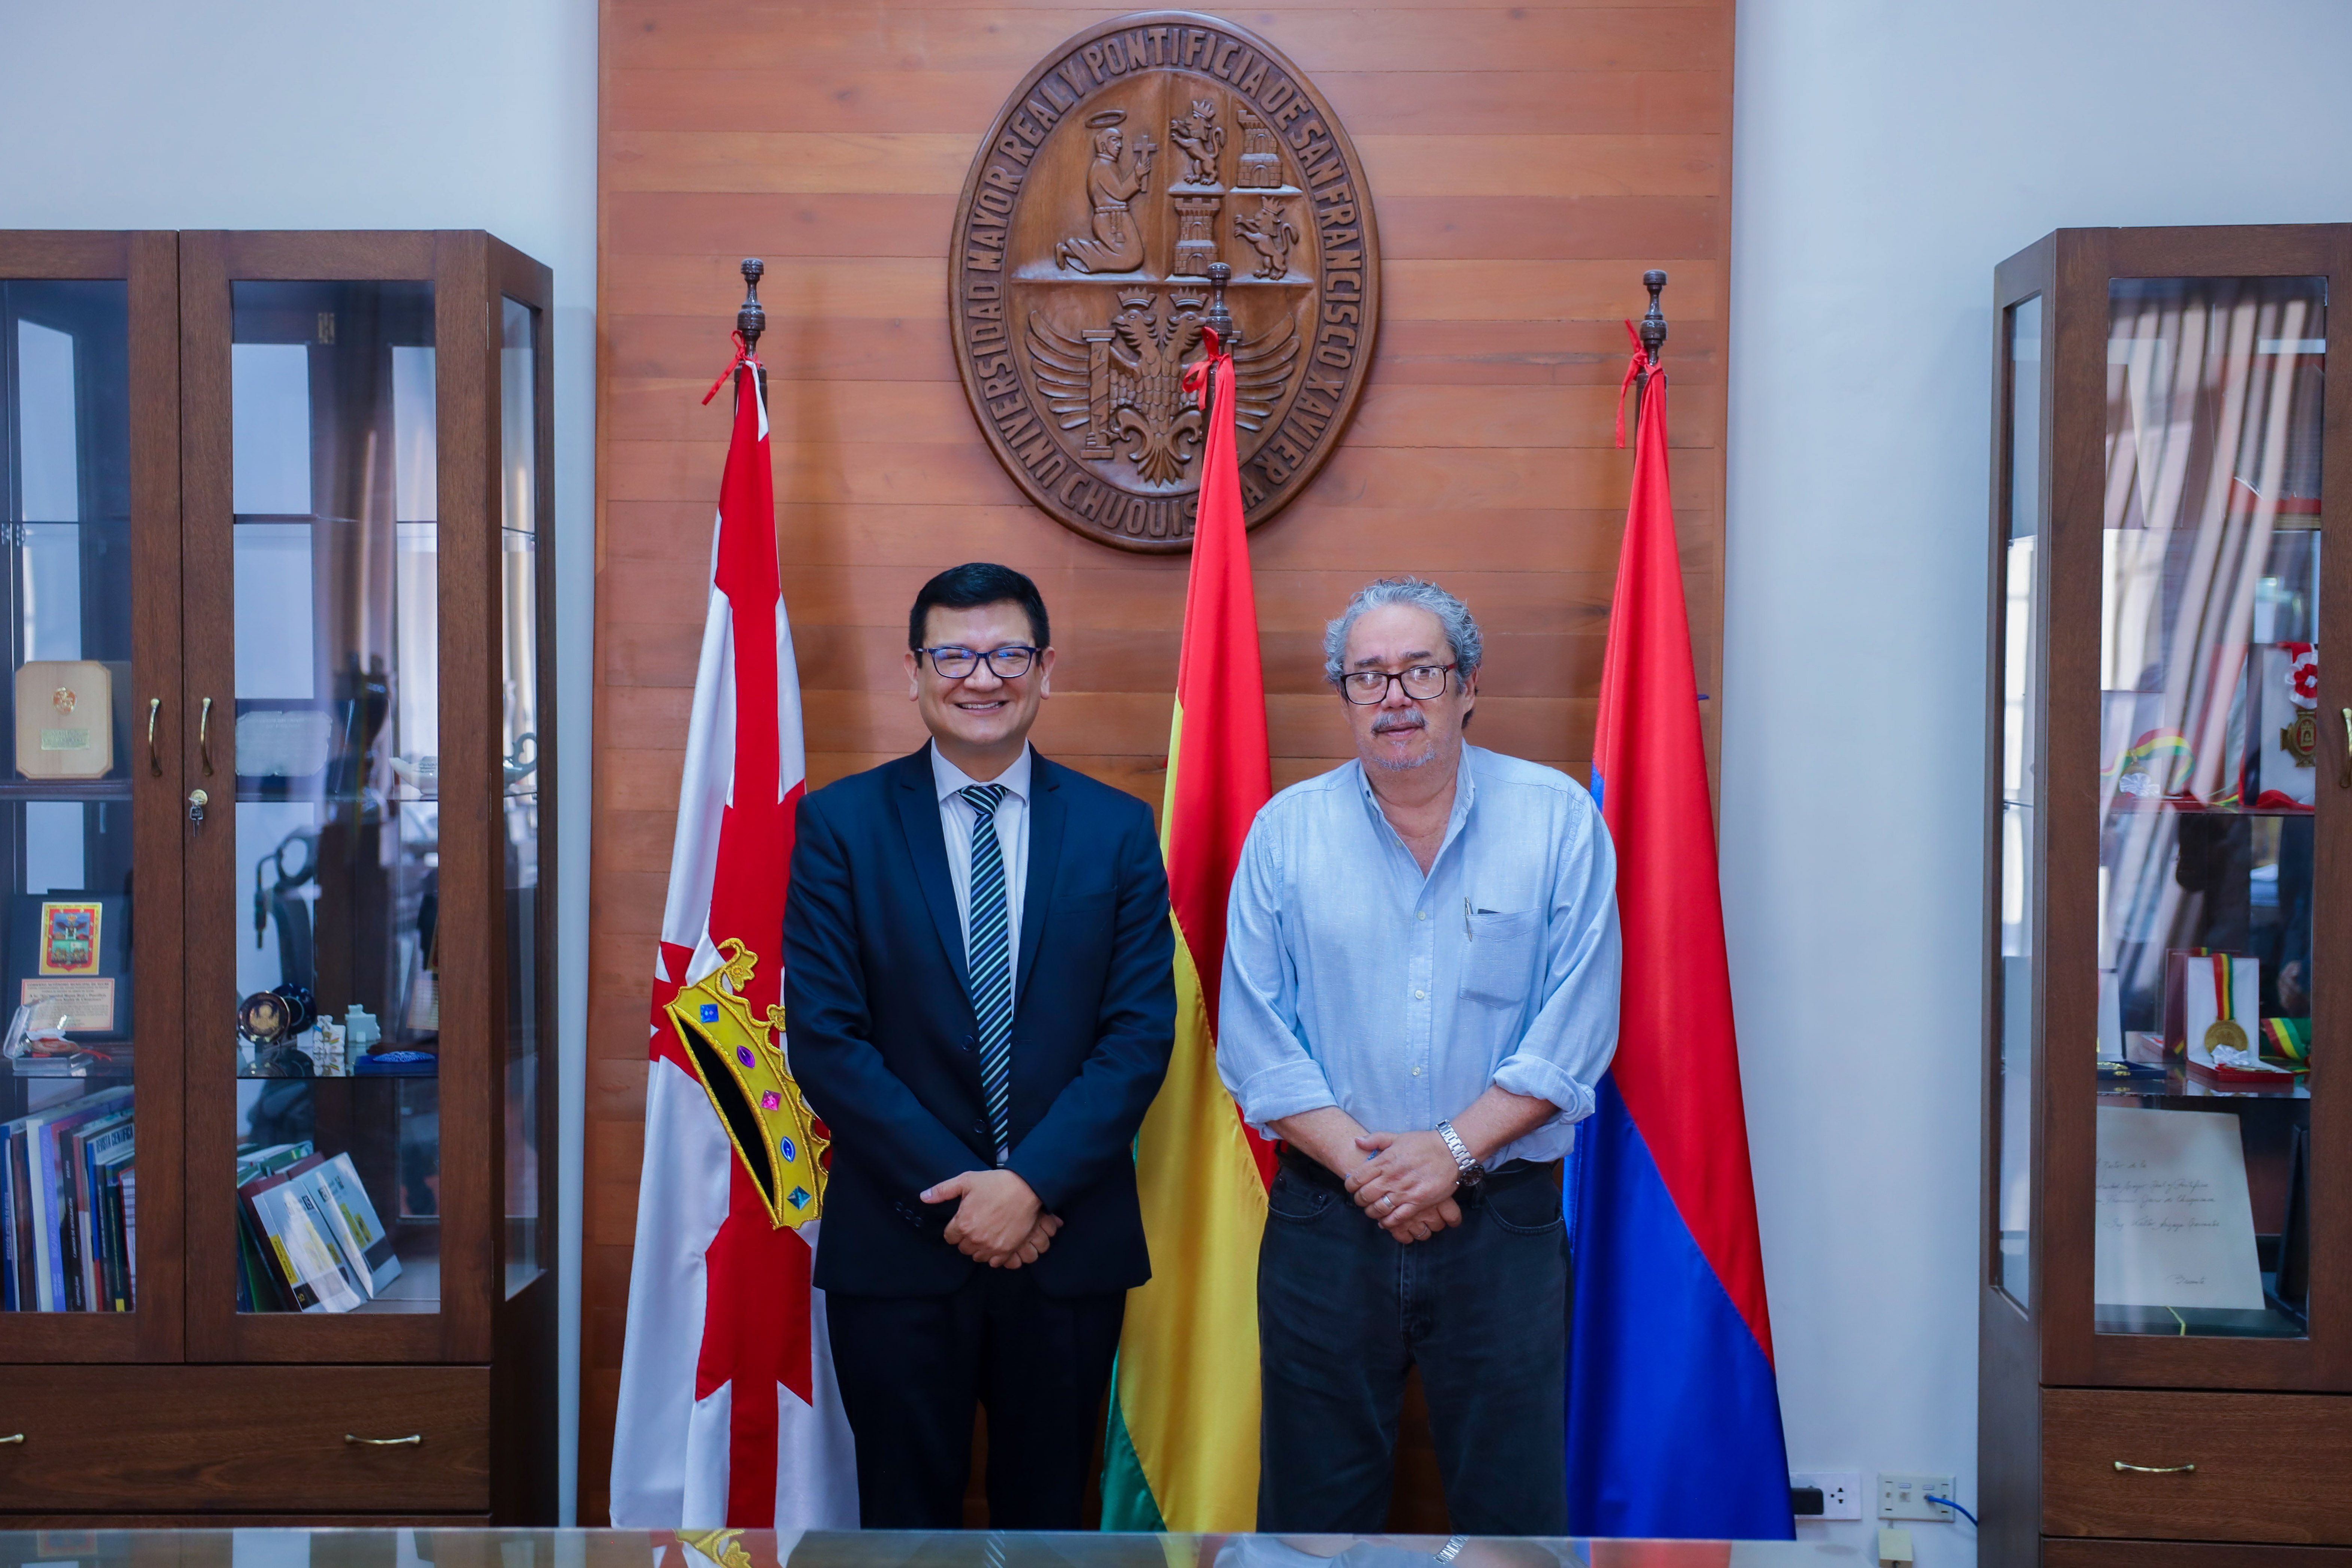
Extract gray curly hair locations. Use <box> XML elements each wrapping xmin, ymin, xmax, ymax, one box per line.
<box><xmin>1322</xmin><ymin>577</ymin><xmax>1484</xmax><ymax>689</ymax></box>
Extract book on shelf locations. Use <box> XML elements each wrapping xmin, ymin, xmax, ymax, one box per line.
<box><xmin>92</xmin><ymin>1144</ymin><xmax>134</xmax><ymax>1311</ymax></box>
<box><xmin>233</xmin><ymin>1140</ymin><xmax>312</xmax><ymax>1311</ymax></box>
<box><xmin>231</xmin><ymin>1145</ymin><xmax>402</xmax><ymax>1313</ymax></box>
<box><xmin>1</xmin><ymin>1119</ymin><xmax>20</xmax><ymax>1311</ymax></box>
<box><xmin>236</xmin><ymin>1140</ymin><xmax>314</xmax><ymax>1184</ymax></box>
<box><xmin>1</xmin><ymin>1085</ymin><xmax>132</xmax><ymax>1312</ymax></box>
<box><xmin>119</xmin><ymin>1164</ymin><xmax>137</xmax><ymax>1309</ymax></box>
<box><xmin>238</xmin><ymin>1153</ymin><xmax>360</xmax><ymax>1313</ymax></box>
<box><xmin>308</xmin><ymin>1152</ymin><xmax>401</xmax><ymax>1296</ymax></box>
<box><xmin>241</xmin><ymin>1149</ymin><xmax>404</xmax><ymax>1314</ymax></box>
<box><xmin>67</xmin><ymin>1109</ymin><xmax>132</xmax><ymax>1311</ymax></box>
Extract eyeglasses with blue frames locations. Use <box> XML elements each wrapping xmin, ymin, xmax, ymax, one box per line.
<box><xmin>1339</xmin><ymin>662</ymin><xmax>1458</xmax><ymax>704</ymax></box>
<box><xmin>918</xmin><ymin>644</ymin><xmax>1040</xmax><ymax>680</ymax></box>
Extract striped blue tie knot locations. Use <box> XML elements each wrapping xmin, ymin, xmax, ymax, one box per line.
<box><xmin>960</xmin><ymin>783</ymin><xmax>1014</xmax><ymax>1162</ymax></box>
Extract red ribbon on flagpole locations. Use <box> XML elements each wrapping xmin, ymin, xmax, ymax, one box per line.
<box><xmin>1183</xmin><ymin>322</ymin><xmax>1231</xmax><ymax>407</ymax></box>
<box><xmin>702</xmin><ymin>328</ymin><xmax>762</xmax><ymax>405</ymax></box>
<box><xmin>1614</xmin><ymin>318</ymin><xmax>1657</xmax><ymax>450</ymax></box>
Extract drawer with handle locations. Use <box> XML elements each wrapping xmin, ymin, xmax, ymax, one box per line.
<box><xmin>0</xmin><ymin>1365</ymin><xmax>488</xmax><ymax>1512</ymax></box>
<box><xmin>2045</xmin><ymin>1389</ymin><xmax>2352</xmax><ymax>1545</ymax></box>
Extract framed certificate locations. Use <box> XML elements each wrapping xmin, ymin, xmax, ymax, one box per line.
<box><xmin>21</xmin><ymin>975</ymin><xmax>116</xmax><ymax>1032</ymax></box>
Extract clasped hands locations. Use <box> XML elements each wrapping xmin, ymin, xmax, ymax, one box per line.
<box><xmin>921</xmin><ymin>1168</ymin><xmax>1060</xmax><ymax>1268</ymax></box>
<box><xmin>1345</xmin><ymin>1129</ymin><xmax>1464</xmax><ymax>1245</ymax></box>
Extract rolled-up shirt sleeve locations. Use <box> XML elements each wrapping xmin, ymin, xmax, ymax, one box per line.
<box><xmin>1216</xmin><ymin>814</ymin><xmax>1339</xmax><ymax>1134</ymax></box>
<box><xmin>1489</xmin><ymin>793</ymin><xmax>1620</xmax><ymax>1125</ymax></box>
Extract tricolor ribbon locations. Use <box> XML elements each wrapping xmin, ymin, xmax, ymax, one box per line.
<box><xmin>2263</xmin><ymin>1016</ymin><xmax>2310</xmax><ymax>1064</ymax></box>
<box><xmin>2111</xmin><ymin>728</ymin><xmax>2196</xmax><ymax>799</ymax></box>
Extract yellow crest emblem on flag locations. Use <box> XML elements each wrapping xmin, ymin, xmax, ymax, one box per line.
<box><xmin>664</xmin><ymin>937</ymin><xmax>830</xmax><ymax>1228</ymax></box>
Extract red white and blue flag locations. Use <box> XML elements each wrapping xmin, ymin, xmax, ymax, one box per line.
<box><xmin>1568</xmin><ymin>328</ymin><xmax>1793</xmax><ymax>1538</ymax></box>
<box><xmin>609</xmin><ymin>343</ymin><xmax>856</xmax><ymax>1528</ymax></box>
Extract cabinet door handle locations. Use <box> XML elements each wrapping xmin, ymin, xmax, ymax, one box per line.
<box><xmin>2114</xmin><ymin>1460</ymin><xmax>2195</xmax><ymax>1474</ymax></box>
<box><xmin>2339</xmin><ymin>708</ymin><xmax>2352</xmax><ymax>790</ymax></box>
<box><xmin>147</xmin><ymin>698</ymin><xmax>161</xmax><ymax>777</ymax></box>
<box><xmin>198</xmin><ymin>697</ymin><xmax>215</xmax><ymax>776</ymax></box>
<box><xmin>0</xmin><ymin>1433</ymin><xmax>22</xmax><ymax>1445</ymax></box>
<box><xmin>345</xmin><ymin>1433</ymin><xmax>422</xmax><ymax>1447</ymax></box>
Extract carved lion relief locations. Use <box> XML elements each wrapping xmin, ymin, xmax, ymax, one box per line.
<box><xmin>949</xmin><ymin>12</ymin><xmax>1381</xmax><ymax>553</ymax></box>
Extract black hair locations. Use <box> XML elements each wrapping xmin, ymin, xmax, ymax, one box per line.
<box><xmin>908</xmin><ymin>562</ymin><xmax>1051</xmax><ymax>651</ymax></box>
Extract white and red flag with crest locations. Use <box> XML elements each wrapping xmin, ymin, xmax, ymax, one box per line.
<box><xmin>610</xmin><ymin>329</ymin><xmax>856</xmax><ymax>1528</ymax></box>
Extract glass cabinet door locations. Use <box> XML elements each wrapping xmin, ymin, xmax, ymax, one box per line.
<box><xmin>1994</xmin><ymin>292</ymin><xmax>2044</xmax><ymax>1312</ymax></box>
<box><xmin>2090</xmin><ymin>275</ymin><xmax>2324</xmax><ymax>1340</ymax></box>
<box><xmin>0</xmin><ymin>241</ymin><xmax>182</xmax><ymax>1356</ymax></box>
<box><xmin>179</xmin><ymin>233</ymin><xmax>544</xmax><ymax>1368</ymax></box>
<box><xmin>498</xmin><ymin>293</ymin><xmax>544</xmax><ymax>1300</ymax></box>
<box><xmin>223</xmin><ymin>278</ymin><xmax>443</xmax><ymax>1318</ymax></box>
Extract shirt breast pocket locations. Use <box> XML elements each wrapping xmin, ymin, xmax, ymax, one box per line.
<box><xmin>1460</xmin><ymin>909</ymin><xmax>1540</xmax><ymax>1009</ymax></box>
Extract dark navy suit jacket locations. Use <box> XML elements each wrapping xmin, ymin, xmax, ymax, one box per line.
<box><xmin>784</xmin><ymin>744</ymin><xmax>1176</xmax><ymax>1298</ymax></box>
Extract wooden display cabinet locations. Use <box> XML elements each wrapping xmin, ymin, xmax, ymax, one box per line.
<box><xmin>0</xmin><ymin>231</ymin><xmax>556</xmax><ymax>1524</ymax></box>
<box><xmin>1982</xmin><ymin>225</ymin><xmax>2352</xmax><ymax>1564</ymax></box>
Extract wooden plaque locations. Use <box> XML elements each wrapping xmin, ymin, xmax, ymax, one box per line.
<box><xmin>950</xmin><ymin>11</ymin><xmax>1380</xmax><ymax>553</ymax></box>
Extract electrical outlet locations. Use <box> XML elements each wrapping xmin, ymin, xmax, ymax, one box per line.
<box><xmin>1790</xmin><ymin>1471</ymin><xmax>1864</xmax><ymax>1520</ymax></box>
<box><xmin>1878</xmin><ymin>1473</ymin><xmax>1956</xmax><ymax>1522</ymax></box>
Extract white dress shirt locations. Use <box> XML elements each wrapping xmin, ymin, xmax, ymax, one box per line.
<box><xmin>930</xmin><ymin>740</ymin><xmax>1033</xmax><ymax>958</ymax></box>
<box><xmin>1216</xmin><ymin>744</ymin><xmax>1620</xmax><ymax>1167</ymax></box>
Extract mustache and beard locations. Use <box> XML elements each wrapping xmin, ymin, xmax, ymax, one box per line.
<box><xmin>1366</xmin><ymin>708</ymin><xmax>1440</xmax><ymax>771</ymax></box>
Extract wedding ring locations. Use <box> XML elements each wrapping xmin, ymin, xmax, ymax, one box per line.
<box><xmin>1380</xmin><ymin>1194</ymin><xmax>1395</xmax><ymax>1213</ymax></box>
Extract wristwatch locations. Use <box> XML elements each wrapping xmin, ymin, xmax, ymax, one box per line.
<box><xmin>1435</xmin><ymin>1120</ymin><xmax>1486</xmax><ymax>1189</ymax></box>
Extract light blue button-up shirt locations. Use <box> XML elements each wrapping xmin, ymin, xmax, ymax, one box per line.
<box><xmin>1216</xmin><ymin>744</ymin><xmax>1621</xmax><ymax>1166</ymax></box>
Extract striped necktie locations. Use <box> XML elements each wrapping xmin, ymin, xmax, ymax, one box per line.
<box><xmin>960</xmin><ymin>782</ymin><xmax>1014</xmax><ymax>1162</ymax></box>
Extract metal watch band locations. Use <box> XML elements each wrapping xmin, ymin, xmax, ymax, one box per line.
<box><xmin>1435</xmin><ymin>1119</ymin><xmax>1486</xmax><ymax>1186</ymax></box>
<box><xmin>1434</xmin><ymin>1538</ymin><xmax>1468</xmax><ymax>1564</ymax></box>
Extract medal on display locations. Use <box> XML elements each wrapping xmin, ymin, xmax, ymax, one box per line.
<box><xmin>2203</xmin><ymin>956</ymin><xmax>2248</xmax><ymax>1056</ymax></box>
<box><xmin>2281</xmin><ymin>642</ymin><xmax>2319</xmax><ymax>768</ymax></box>
<box><xmin>238</xmin><ymin>990</ymin><xmax>291</xmax><ymax>1047</ymax></box>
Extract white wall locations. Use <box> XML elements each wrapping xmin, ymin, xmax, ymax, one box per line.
<box><xmin>1725</xmin><ymin>3</ymin><xmax>2352</xmax><ymax>1562</ymax></box>
<box><xmin>0</xmin><ymin>0</ymin><xmax>598</xmax><ymax>1522</ymax></box>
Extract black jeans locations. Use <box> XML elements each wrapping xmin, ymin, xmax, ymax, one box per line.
<box><xmin>1257</xmin><ymin>1148</ymin><xmax>1570</xmax><ymax>1534</ymax></box>
<box><xmin>827</xmin><ymin>1267</ymin><xmax>1126</xmax><ymax>1528</ymax></box>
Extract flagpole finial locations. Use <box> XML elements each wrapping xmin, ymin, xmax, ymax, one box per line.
<box><xmin>1639</xmin><ymin>269</ymin><xmax>1668</xmax><ymax>366</ymax></box>
<box><xmin>737</xmin><ymin>258</ymin><xmax>766</xmax><ymax>355</ymax></box>
<box><xmin>1205</xmin><ymin>261</ymin><xmax>1238</xmax><ymax>350</ymax></box>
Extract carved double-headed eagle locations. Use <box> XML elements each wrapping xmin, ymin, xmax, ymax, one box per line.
<box><xmin>1026</xmin><ymin>292</ymin><xmax>1299</xmax><ymax>486</ymax></box>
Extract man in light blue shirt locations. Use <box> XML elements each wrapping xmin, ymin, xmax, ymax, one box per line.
<box><xmin>1218</xmin><ymin>577</ymin><xmax>1620</xmax><ymax>1534</ymax></box>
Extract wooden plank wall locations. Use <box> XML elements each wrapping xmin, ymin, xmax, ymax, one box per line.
<box><xmin>587</xmin><ymin>0</ymin><xmax>1732</xmax><ymax>1526</ymax></box>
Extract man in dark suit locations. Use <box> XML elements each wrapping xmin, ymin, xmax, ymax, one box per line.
<box><xmin>785</xmin><ymin>561</ymin><xmax>1176</xmax><ymax>1529</ymax></box>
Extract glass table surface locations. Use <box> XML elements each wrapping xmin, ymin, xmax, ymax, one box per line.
<box><xmin>0</xmin><ymin>1534</ymin><xmax>1852</xmax><ymax>1568</ymax></box>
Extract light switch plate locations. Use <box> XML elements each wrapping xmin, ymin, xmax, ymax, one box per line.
<box><xmin>1790</xmin><ymin>1471</ymin><xmax>1864</xmax><ymax>1520</ymax></box>
<box><xmin>1878</xmin><ymin>1473</ymin><xmax>1956</xmax><ymax>1522</ymax></box>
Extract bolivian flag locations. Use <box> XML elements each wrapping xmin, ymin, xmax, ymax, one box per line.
<box><xmin>1099</xmin><ymin>321</ymin><xmax>1275</xmax><ymax>1530</ymax></box>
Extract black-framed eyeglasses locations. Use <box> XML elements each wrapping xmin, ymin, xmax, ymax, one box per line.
<box><xmin>1340</xmin><ymin>663</ymin><xmax>1458</xmax><ymax>704</ymax></box>
<box><xmin>919</xmin><ymin>644</ymin><xmax>1040</xmax><ymax>680</ymax></box>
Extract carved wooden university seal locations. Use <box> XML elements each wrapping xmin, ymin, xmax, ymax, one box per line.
<box><xmin>950</xmin><ymin>11</ymin><xmax>1380</xmax><ymax>553</ymax></box>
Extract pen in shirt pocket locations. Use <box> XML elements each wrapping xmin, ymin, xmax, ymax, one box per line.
<box><xmin>1464</xmin><ymin>896</ymin><xmax>1473</xmax><ymax>940</ymax></box>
